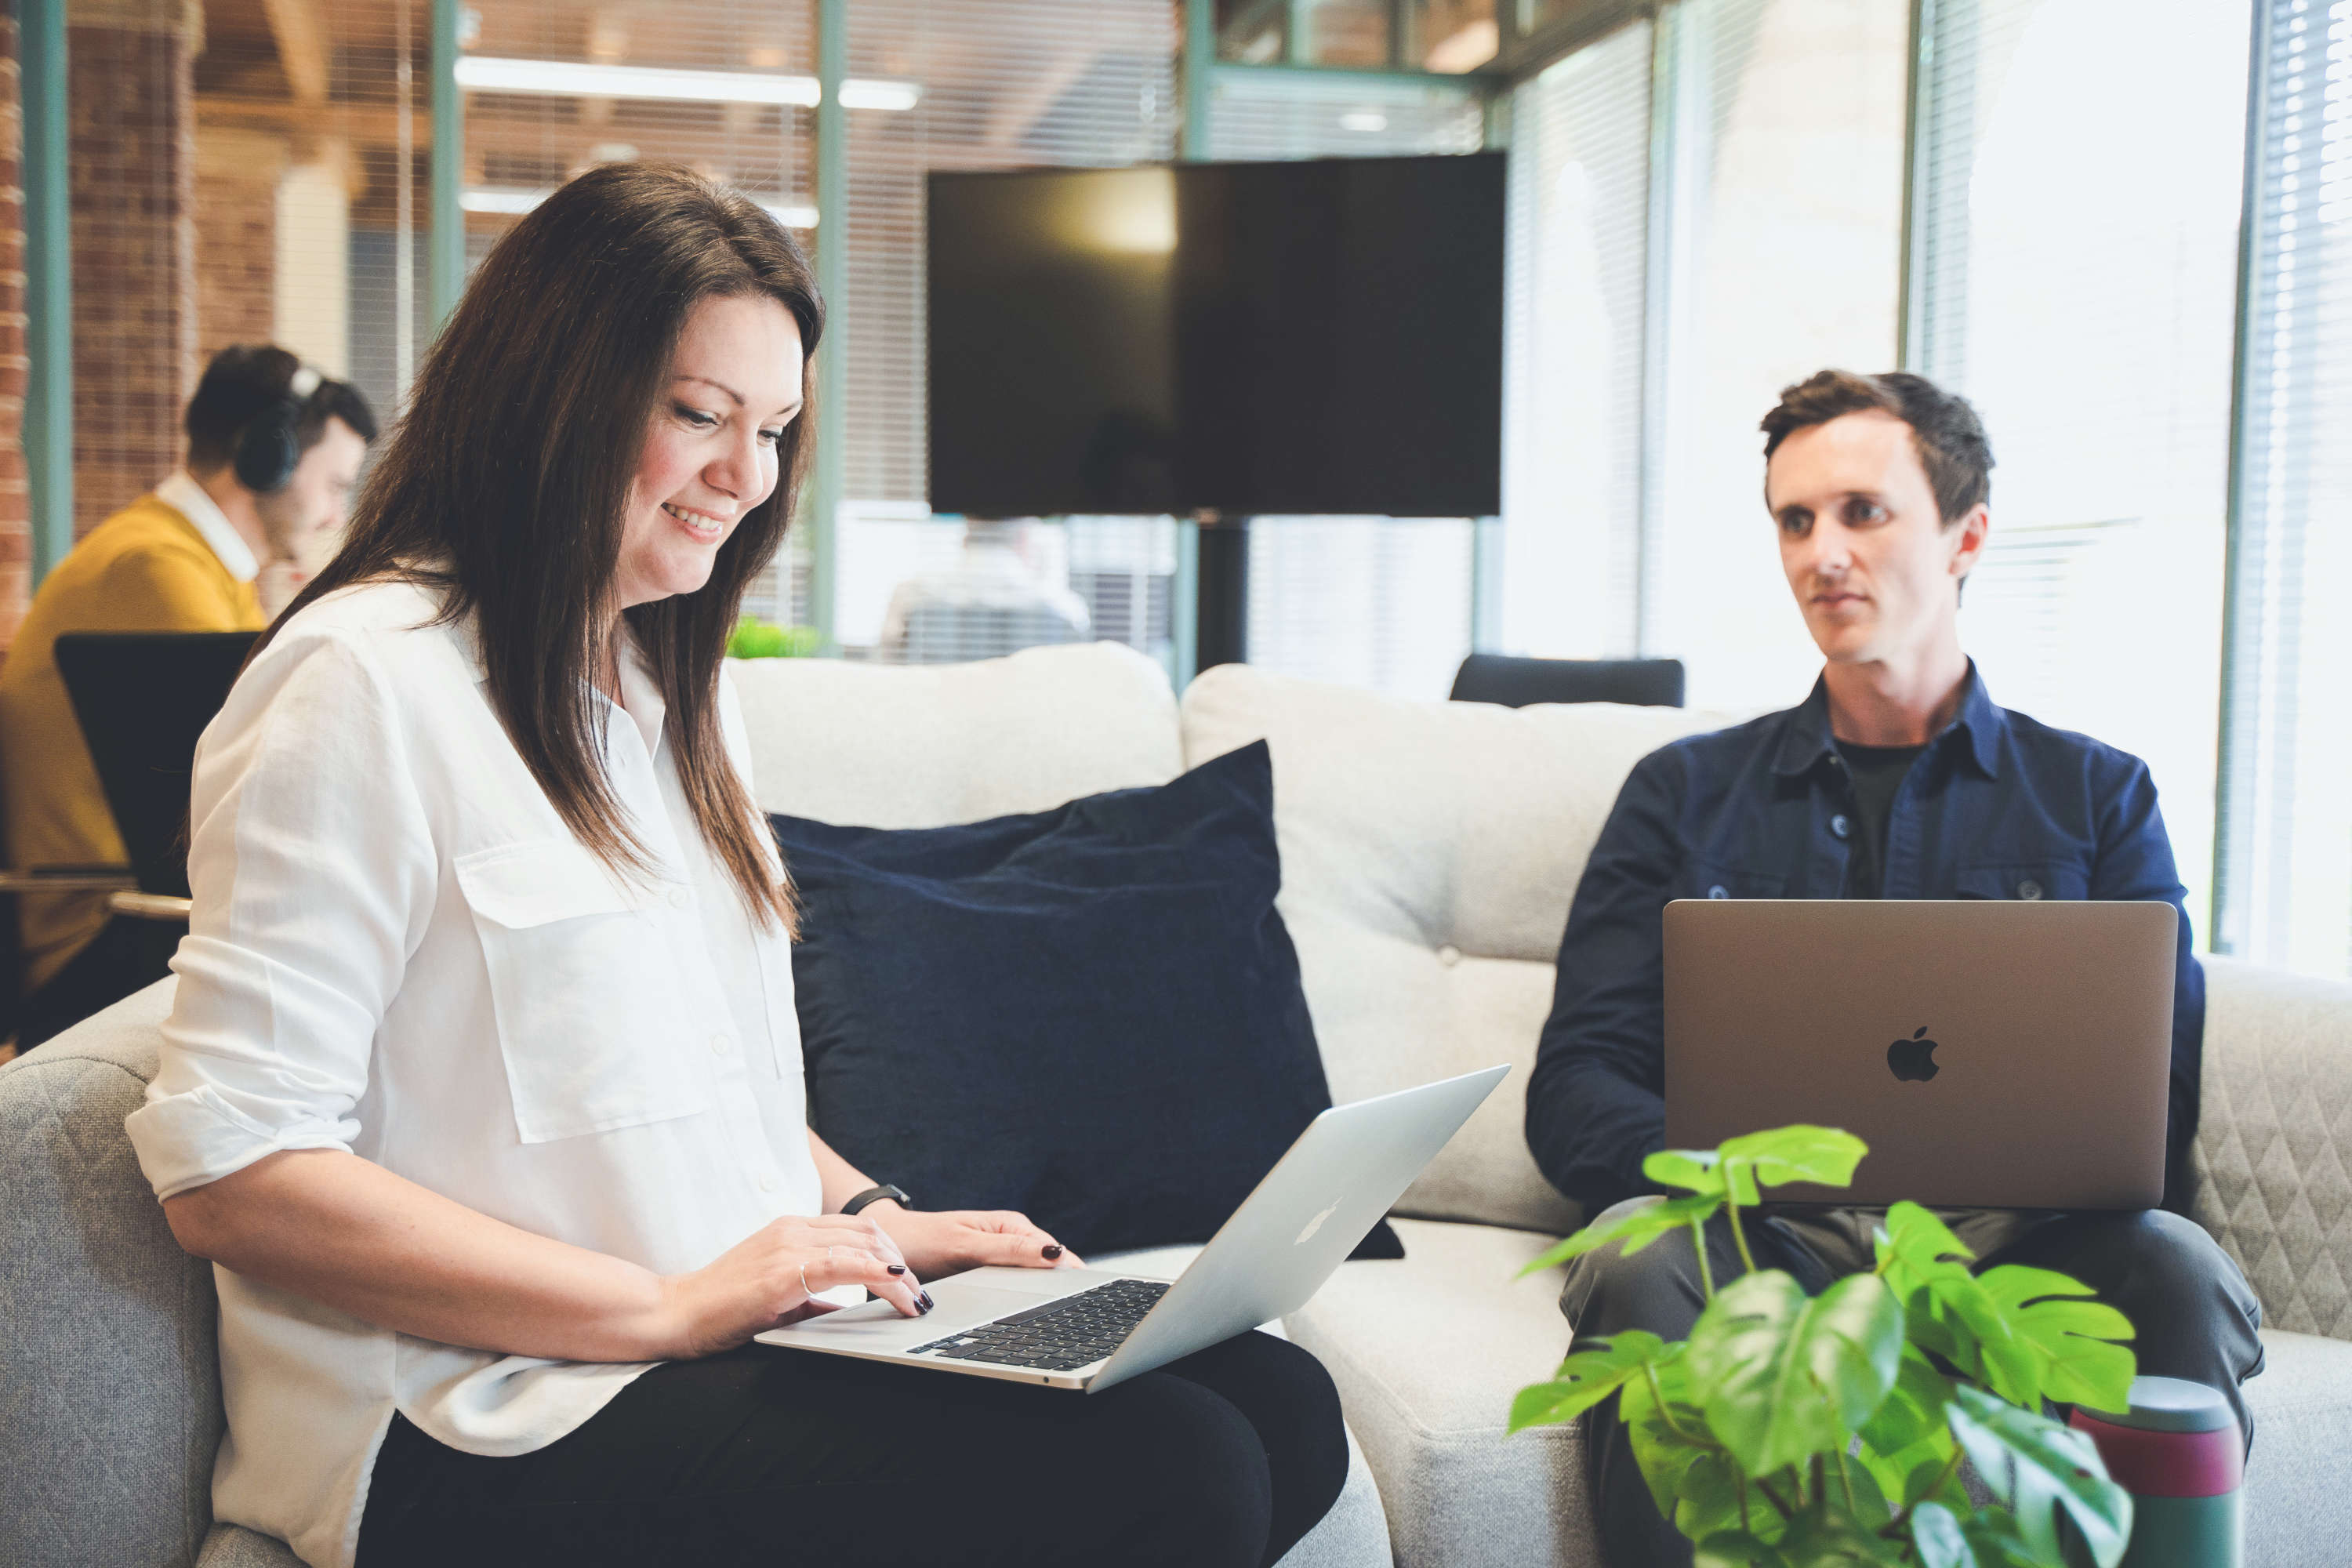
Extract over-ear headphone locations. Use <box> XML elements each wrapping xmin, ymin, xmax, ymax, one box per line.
<box><xmin>231</xmin><ymin>365</ymin><xmax>324</xmax><ymax>495</ymax></box>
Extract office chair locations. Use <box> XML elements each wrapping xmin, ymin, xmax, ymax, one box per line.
<box><xmin>1449</xmin><ymin>654</ymin><xmax>1686</xmax><ymax>710</ymax></box>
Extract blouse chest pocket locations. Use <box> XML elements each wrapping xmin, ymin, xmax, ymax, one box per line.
<box><xmin>455</xmin><ymin>840</ymin><xmax>710</xmax><ymax>1144</ymax></box>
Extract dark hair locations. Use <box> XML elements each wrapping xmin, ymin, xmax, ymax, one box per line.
<box><xmin>1759</xmin><ymin>369</ymin><xmax>1993</xmax><ymax>526</ymax></box>
<box><xmin>186</xmin><ymin>344</ymin><xmax>377</xmax><ymax>470</ymax></box>
<box><xmin>263</xmin><ymin>162</ymin><xmax>821</xmax><ymax>932</ymax></box>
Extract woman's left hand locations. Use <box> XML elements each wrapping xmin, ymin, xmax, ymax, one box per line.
<box><xmin>866</xmin><ymin>1206</ymin><xmax>1083</xmax><ymax>1279</ymax></box>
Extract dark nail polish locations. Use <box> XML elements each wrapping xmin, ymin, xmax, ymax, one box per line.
<box><xmin>887</xmin><ymin>1264</ymin><xmax>907</xmax><ymax>1275</ymax></box>
<box><xmin>920</xmin><ymin>1290</ymin><xmax>936</xmax><ymax>1310</ymax></box>
<box><xmin>916</xmin><ymin>1297</ymin><xmax>934</xmax><ymax>1315</ymax></box>
<box><xmin>1042</xmin><ymin>1244</ymin><xmax>1064</xmax><ymax>1260</ymax></box>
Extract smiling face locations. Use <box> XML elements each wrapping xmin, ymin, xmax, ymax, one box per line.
<box><xmin>1766</xmin><ymin>409</ymin><xmax>1988</xmax><ymax>670</ymax></box>
<box><xmin>613</xmin><ymin>292</ymin><xmax>806</xmax><ymax>612</ymax></box>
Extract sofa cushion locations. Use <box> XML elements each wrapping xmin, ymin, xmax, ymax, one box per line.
<box><xmin>1286</xmin><ymin>1217</ymin><xmax>1598</xmax><ymax>1568</ymax></box>
<box><xmin>0</xmin><ymin>979</ymin><xmax>219</xmax><ymax>1568</ymax></box>
<box><xmin>729</xmin><ymin>641</ymin><xmax>1182</xmax><ymax>826</ymax></box>
<box><xmin>2244</xmin><ymin>1328</ymin><xmax>2352</xmax><ymax>1566</ymax></box>
<box><xmin>778</xmin><ymin>742</ymin><xmax>1380</xmax><ymax>1259</ymax></box>
<box><xmin>2191</xmin><ymin>955</ymin><xmax>2352</xmax><ymax>1339</ymax></box>
<box><xmin>1181</xmin><ymin>665</ymin><xmax>1732</xmax><ymax>1233</ymax></box>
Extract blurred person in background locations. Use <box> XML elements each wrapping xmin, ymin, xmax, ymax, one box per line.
<box><xmin>0</xmin><ymin>345</ymin><xmax>375</xmax><ymax>1051</ymax></box>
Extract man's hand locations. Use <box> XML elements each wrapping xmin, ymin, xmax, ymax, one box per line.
<box><xmin>866</xmin><ymin>1206</ymin><xmax>1083</xmax><ymax>1279</ymax></box>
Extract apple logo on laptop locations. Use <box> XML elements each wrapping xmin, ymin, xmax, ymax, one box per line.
<box><xmin>1295</xmin><ymin>1203</ymin><xmax>1339</xmax><ymax>1246</ymax></box>
<box><xmin>1887</xmin><ymin>1026</ymin><xmax>1941</xmax><ymax>1083</ymax></box>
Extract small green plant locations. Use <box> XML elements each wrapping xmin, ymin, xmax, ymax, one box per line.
<box><xmin>1512</xmin><ymin>1126</ymin><xmax>2137</xmax><ymax>1566</ymax></box>
<box><xmin>726</xmin><ymin>617</ymin><xmax>824</xmax><ymax>659</ymax></box>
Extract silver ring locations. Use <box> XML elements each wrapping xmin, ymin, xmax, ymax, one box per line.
<box><xmin>799</xmin><ymin>1261</ymin><xmax>811</xmax><ymax>1298</ymax></box>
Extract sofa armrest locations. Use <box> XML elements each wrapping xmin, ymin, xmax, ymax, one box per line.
<box><xmin>2192</xmin><ymin>954</ymin><xmax>2352</xmax><ymax>1339</ymax></box>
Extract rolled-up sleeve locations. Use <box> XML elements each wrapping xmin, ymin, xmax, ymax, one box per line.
<box><xmin>125</xmin><ymin>631</ymin><xmax>436</xmax><ymax>1200</ymax></box>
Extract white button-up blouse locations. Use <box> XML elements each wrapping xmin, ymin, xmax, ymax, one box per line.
<box><xmin>123</xmin><ymin>578</ymin><xmax>823</xmax><ymax>1568</ymax></box>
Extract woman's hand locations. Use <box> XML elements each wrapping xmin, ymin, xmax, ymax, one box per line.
<box><xmin>867</xmin><ymin>1206</ymin><xmax>1083</xmax><ymax>1279</ymax></box>
<box><xmin>657</xmin><ymin>1213</ymin><xmax>931</xmax><ymax>1359</ymax></box>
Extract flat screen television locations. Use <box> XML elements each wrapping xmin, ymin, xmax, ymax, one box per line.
<box><xmin>927</xmin><ymin>153</ymin><xmax>1504</xmax><ymax>520</ymax></box>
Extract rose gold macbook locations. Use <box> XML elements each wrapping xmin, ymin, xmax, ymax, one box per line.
<box><xmin>1664</xmin><ymin>899</ymin><xmax>2176</xmax><ymax>1210</ymax></box>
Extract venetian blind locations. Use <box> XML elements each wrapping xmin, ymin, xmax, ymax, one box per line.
<box><xmin>1207</xmin><ymin>67</ymin><xmax>1488</xmax><ymax>697</ymax></box>
<box><xmin>2216</xmin><ymin>0</ymin><xmax>2352</xmax><ymax>979</ymax></box>
<box><xmin>1642</xmin><ymin>0</ymin><xmax>1907</xmax><ymax>707</ymax></box>
<box><xmin>1499</xmin><ymin>20</ymin><xmax>1652</xmax><ymax>659</ymax></box>
<box><xmin>1907</xmin><ymin>0</ymin><xmax>2249</xmax><ymax>939</ymax></box>
<box><xmin>833</xmin><ymin>0</ymin><xmax>1180</xmax><ymax>664</ymax></box>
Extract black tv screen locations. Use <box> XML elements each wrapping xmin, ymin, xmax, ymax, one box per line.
<box><xmin>927</xmin><ymin>153</ymin><xmax>1504</xmax><ymax>519</ymax></box>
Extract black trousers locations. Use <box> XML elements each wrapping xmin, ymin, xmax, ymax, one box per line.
<box><xmin>1559</xmin><ymin>1203</ymin><xmax>2266</xmax><ymax>1568</ymax></box>
<box><xmin>358</xmin><ymin>1329</ymin><xmax>1347</xmax><ymax>1568</ymax></box>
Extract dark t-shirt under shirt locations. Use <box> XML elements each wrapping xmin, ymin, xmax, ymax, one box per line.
<box><xmin>1835</xmin><ymin>739</ymin><xmax>1925</xmax><ymax>898</ymax></box>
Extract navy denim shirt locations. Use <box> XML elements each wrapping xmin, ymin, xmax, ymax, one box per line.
<box><xmin>1523</xmin><ymin>663</ymin><xmax>2204</xmax><ymax>1215</ymax></box>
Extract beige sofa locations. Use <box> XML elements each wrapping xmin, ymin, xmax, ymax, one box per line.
<box><xmin>6</xmin><ymin>641</ymin><xmax>2352</xmax><ymax>1566</ymax></box>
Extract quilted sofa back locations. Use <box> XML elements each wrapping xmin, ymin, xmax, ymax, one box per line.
<box><xmin>0</xmin><ymin>981</ymin><xmax>219</xmax><ymax>1568</ymax></box>
<box><xmin>1180</xmin><ymin>663</ymin><xmax>1733</xmax><ymax>1235</ymax></box>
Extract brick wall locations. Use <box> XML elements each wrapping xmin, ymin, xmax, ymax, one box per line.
<box><xmin>0</xmin><ymin>15</ymin><xmax>27</xmax><ymax>651</ymax></box>
<box><xmin>194</xmin><ymin>128</ymin><xmax>281</xmax><ymax>362</ymax></box>
<box><xmin>67</xmin><ymin>0</ymin><xmax>201</xmax><ymax>538</ymax></box>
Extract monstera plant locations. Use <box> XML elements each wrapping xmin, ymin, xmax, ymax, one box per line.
<box><xmin>1511</xmin><ymin>1127</ymin><xmax>2139</xmax><ymax>1567</ymax></box>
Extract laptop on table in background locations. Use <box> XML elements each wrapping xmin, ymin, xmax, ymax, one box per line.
<box><xmin>1664</xmin><ymin>899</ymin><xmax>2176</xmax><ymax>1210</ymax></box>
<box><xmin>760</xmin><ymin>1065</ymin><xmax>1507</xmax><ymax>1392</ymax></box>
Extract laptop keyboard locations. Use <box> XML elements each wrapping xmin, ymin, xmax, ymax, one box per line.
<box><xmin>908</xmin><ymin>1278</ymin><xmax>1170</xmax><ymax>1373</ymax></box>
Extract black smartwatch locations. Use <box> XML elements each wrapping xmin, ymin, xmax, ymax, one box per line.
<box><xmin>840</xmin><ymin>1183</ymin><xmax>912</xmax><ymax>1217</ymax></box>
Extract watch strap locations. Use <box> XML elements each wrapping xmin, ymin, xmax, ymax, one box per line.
<box><xmin>841</xmin><ymin>1183</ymin><xmax>911</xmax><ymax>1217</ymax></box>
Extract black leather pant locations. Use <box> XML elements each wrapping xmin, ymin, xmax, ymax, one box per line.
<box><xmin>1559</xmin><ymin>1203</ymin><xmax>2265</xmax><ymax>1568</ymax></box>
<box><xmin>358</xmin><ymin>1328</ymin><xmax>1346</xmax><ymax>1568</ymax></box>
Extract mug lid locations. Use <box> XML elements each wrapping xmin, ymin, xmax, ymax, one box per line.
<box><xmin>2086</xmin><ymin>1374</ymin><xmax>2235</xmax><ymax>1433</ymax></box>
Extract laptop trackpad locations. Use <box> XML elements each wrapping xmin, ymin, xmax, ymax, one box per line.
<box><xmin>761</xmin><ymin>1281</ymin><xmax>1057</xmax><ymax>1351</ymax></box>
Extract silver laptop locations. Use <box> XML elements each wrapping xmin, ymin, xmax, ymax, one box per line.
<box><xmin>1664</xmin><ymin>899</ymin><xmax>2175</xmax><ymax>1210</ymax></box>
<box><xmin>757</xmin><ymin>1065</ymin><xmax>1507</xmax><ymax>1392</ymax></box>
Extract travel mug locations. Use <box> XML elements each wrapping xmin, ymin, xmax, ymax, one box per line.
<box><xmin>2069</xmin><ymin>1375</ymin><xmax>2244</xmax><ymax>1568</ymax></box>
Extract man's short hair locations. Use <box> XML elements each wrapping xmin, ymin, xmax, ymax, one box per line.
<box><xmin>1759</xmin><ymin>369</ymin><xmax>1993</xmax><ymax>527</ymax></box>
<box><xmin>185</xmin><ymin>345</ymin><xmax>379</xmax><ymax>473</ymax></box>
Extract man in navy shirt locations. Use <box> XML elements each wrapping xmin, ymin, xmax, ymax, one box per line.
<box><xmin>1524</xmin><ymin>370</ymin><xmax>2263</xmax><ymax>1567</ymax></box>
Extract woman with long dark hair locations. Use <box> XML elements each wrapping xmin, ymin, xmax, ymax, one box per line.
<box><xmin>124</xmin><ymin>163</ymin><xmax>1344</xmax><ymax>1568</ymax></box>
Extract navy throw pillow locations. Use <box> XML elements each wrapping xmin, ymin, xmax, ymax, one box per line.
<box><xmin>773</xmin><ymin>740</ymin><xmax>1401</xmax><ymax>1261</ymax></box>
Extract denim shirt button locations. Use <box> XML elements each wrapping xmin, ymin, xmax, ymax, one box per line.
<box><xmin>2017</xmin><ymin>878</ymin><xmax>2045</xmax><ymax>902</ymax></box>
<box><xmin>1707</xmin><ymin>884</ymin><xmax>1730</xmax><ymax>900</ymax></box>
<box><xmin>1830</xmin><ymin>814</ymin><xmax>1851</xmax><ymax>840</ymax></box>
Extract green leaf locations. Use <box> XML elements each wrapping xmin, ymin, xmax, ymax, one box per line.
<box><xmin>1773</xmin><ymin>1507</ymin><xmax>1911</xmax><ymax>1566</ymax></box>
<box><xmin>1519</xmin><ymin>1193</ymin><xmax>1724</xmax><ymax>1276</ymax></box>
<box><xmin>1646</xmin><ymin>1148</ymin><xmax>1761</xmax><ymax>1204</ymax></box>
<box><xmin>1854</xmin><ymin>1341</ymin><xmax>1965</xmax><ymax>1508</ymax></box>
<box><xmin>1946</xmin><ymin>1385</ymin><xmax>2132</xmax><ymax>1568</ymax></box>
<box><xmin>1687</xmin><ymin>1270</ymin><xmax>1904</xmax><ymax>1475</ymax></box>
<box><xmin>1718</xmin><ymin>1125</ymin><xmax>1870</xmax><ymax>1191</ymax></box>
<box><xmin>1976</xmin><ymin>1265</ymin><xmax>2138</xmax><ymax>1414</ymax></box>
<box><xmin>1671</xmin><ymin>1450</ymin><xmax>1758</xmax><ymax>1545</ymax></box>
<box><xmin>1619</xmin><ymin>1349</ymin><xmax>1726</xmax><ymax>1526</ymax></box>
<box><xmin>1957</xmin><ymin>1508</ymin><xmax>2069</xmax><ymax>1568</ymax></box>
<box><xmin>1509</xmin><ymin>1331</ymin><xmax>1680</xmax><ymax>1432</ymax></box>
<box><xmin>1909</xmin><ymin>1502</ymin><xmax>1978</xmax><ymax>1568</ymax></box>
<box><xmin>1874</xmin><ymin>1202</ymin><xmax>1976</xmax><ymax>1291</ymax></box>
<box><xmin>1693</xmin><ymin>1532</ymin><xmax>1794</xmax><ymax>1568</ymax></box>
<box><xmin>1899</xmin><ymin>1260</ymin><xmax>2041</xmax><ymax>1407</ymax></box>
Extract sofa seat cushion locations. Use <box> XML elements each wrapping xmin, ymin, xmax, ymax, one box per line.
<box><xmin>2244</xmin><ymin>1328</ymin><xmax>2352</xmax><ymax>1566</ymax></box>
<box><xmin>1284</xmin><ymin>1218</ymin><xmax>1598</xmax><ymax>1568</ymax></box>
<box><xmin>730</xmin><ymin>641</ymin><xmax>1182</xmax><ymax>827</ymax></box>
<box><xmin>1181</xmin><ymin>664</ymin><xmax>1733</xmax><ymax>1234</ymax></box>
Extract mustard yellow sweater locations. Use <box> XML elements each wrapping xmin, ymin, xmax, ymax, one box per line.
<box><xmin>0</xmin><ymin>494</ymin><xmax>265</xmax><ymax>992</ymax></box>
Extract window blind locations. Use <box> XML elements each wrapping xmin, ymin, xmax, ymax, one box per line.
<box><xmin>1499</xmin><ymin>19</ymin><xmax>1652</xmax><ymax>659</ymax></box>
<box><xmin>2217</xmin><ymin>0</ymin><xmax>2352</xmax><ymax>979</ymax></box>
<box><xmin>833</xmin><ymin>0</ymin><xmax>1180</xmax><ymax>664</ymax></box>
<box><xmin>1907</xmin><ymin>0</ymin><xmax>2249</xmax><ymax>943</ymax></box>
<box><xmin>1642</xmin><ymin>0</ymin><xmax>1907</xmax><ymax>709</ymax></box>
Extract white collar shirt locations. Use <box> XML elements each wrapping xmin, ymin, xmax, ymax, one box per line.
<box><xmin>154</xmin><ymin>470</ymin><xmax>262</xmax><ymax>583</ymax></box>
<box><xmin>124</xmin><ymin>578</ymin><xmax>821</xmax><ymax>1568</ymax></box>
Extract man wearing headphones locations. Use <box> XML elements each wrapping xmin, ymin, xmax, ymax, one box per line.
<box><xmin>0</xmin><ymin>345</ymin><xmax>376</xmax><ymax>1049</ymax></box>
